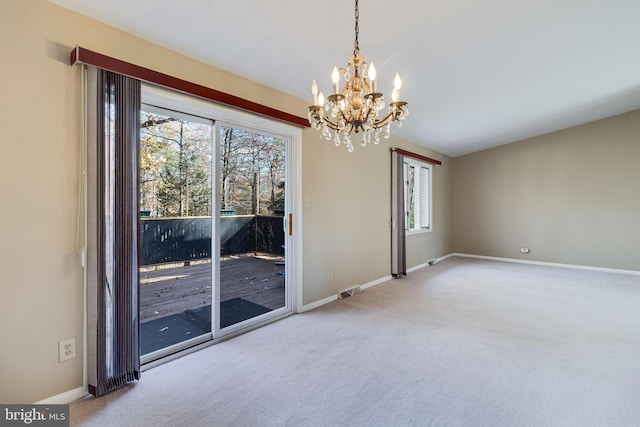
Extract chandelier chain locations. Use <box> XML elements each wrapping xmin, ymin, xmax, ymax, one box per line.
<box><xmin>354</xmin><ymin>0</ymin><xmax>359</xmax><ymax>55</ymax></box>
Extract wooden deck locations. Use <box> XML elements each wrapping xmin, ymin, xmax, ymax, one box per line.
<box><xmin>140</xmin><ymin>253</ymin><xmax>285</xmax><ymax>323</ymax></box>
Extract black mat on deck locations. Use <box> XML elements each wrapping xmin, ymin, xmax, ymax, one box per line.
<box><xmin>141</xmin><ymin>298</ymin><xmax>272</xmax><ymax>355</ymax></box>
<box><xmin>219</xmin><ymin>297</ymin><xmax>273</xmax><ymax>329</ymax></box>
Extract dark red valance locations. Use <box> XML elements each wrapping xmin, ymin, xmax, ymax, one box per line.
<box><xmin>70</xmin><ymin>46</ymin><xmax>310</xmax><ymax>128</ymax></box>
<box><xmin>391</xmin><ymin>148</ymin><xmax>442</xmax><ymax>165</ymax></box>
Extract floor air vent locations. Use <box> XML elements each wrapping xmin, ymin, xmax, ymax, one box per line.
<box><xmin>338</xmin><ymin>286</ymin><xmax>362</xmax><ymax>299</ymax></box>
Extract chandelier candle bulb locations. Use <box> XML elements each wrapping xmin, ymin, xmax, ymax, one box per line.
<box><xmin>318</xmin><ymin>92</ymin><xmax>325</xmax><ymax>107</ymax></box>
<box><xmin>368</xmin><ymin>63</ymin><xmax>377</xmax><ymax>92</ymax></box>
<box><xmin>311</xmin><ymin>79</ymin><xmax>318</xmax><ymax>105</ymax></box>
<box><xmin>394</xmin><ymin>73</ymin><xmax>402</xmax><ymax>99</ymax></box>
<box><xmin>332</xmin><ymin>67</ymin><xmax>340</xmax><ymax>94</ymax></box>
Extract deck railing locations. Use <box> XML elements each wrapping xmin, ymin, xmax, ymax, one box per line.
<box><xmin>140</xmin><ymin>215</ymin><xmax>284</xmax><ymax>266</ymax></box>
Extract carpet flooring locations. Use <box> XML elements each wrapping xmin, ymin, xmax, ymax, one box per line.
<box><xmin>70</xmin><ymin>257</ymin><xmax>640</xmax><ymax>426</ymax></box>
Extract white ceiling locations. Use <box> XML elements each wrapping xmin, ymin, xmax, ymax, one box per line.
<box><xmin>51</xmin><ymin>0</ymin><xmax>640</xmax><ymax>157</ymax></box>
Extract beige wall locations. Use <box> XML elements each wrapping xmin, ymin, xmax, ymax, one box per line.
<box><xmin>0</xmin><ymin>0</ymin><xmax>452</xmax><ymax>403</ymax></box>
<box><xmin>301</xmin><ymin>132</ymin><xmax>452</xmax><ymax>304</ymax></box>
<box><xmin>453</xmin><ymin>109</ymin><xmax>640</xmax><ymax>271</ymax></box>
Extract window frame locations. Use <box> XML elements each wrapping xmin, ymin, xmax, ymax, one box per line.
<box><xmin>403</xmin><ymin>158</ymin><xmax>432</xmax><ymax>234</ymax></box>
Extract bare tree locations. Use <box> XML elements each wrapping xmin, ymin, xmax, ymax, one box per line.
<box><xmin>141</xmin><ymin>116</ymin><xmax>285</xmax><ymax>218</ymax></box>
<box><xmin>140</xmin><ymin>111</ymin><xmax>212</xmax><ymax>217</ymax></box>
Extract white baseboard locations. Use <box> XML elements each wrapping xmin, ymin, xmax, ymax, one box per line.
<box><xmin>408</xmin><ymin>253</ymin><xmax>455</xmax><ymax>273</ymax></box>
<box><xmin>452</xmin><ymin>253</ymin><xmax>640</xmax><ymax>276</ymax></box>
<box><xmin>299</xmin><ymin>295</ymin><xmax>338</xmax><ymax>313</ymax></box>
<box><xmin>437</xmin><ymin>253</ymin><xmax>455</xmax><ymax>262</ymax></box>
<box><xmin>407</xmin><ymin>261</ymin><xmax>430</xmax><ymax>273</ymax></box>
<box><xmin>360</xmin><ymin>275</ymin><xmax>393</xmax><ymax>290</ymax></box>
<box><xmin>35</xmin><ymin>387</ymin><xmax>87</xmax><ymax>404</ymax></box>
<box><xmin>299</xmin><ymin>273</ymin><xmax>398</xmax><ymax>313</ymax></box>
<box><xmin>300</xmin><ymin>254</ymin><xmax>462</xmax><ymax>312</ymax></box>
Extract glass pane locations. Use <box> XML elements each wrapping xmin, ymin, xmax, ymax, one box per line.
<box><xmin>219</xmin><ymin>126</ymin><xmax>286</xmax><ymax>329</ymax></box>
<box><xmin>407</xmin><ymin>164</ymin><xmax>416</xmax><ymax>229</ymax></box>
<box><xmin>420</xmin><ymin>166</ymin><xmax>429</xmax><ymax>229</ymax></box>
<box><xmin>139</xmin><ymin>108</ymin><xmax>213</xmax><ymax>356</ymax></box>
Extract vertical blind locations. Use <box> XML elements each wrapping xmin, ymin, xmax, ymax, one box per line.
<box><xmin>391</xmin><ymin>149</ymin><xmax>406</xmax><ymax>277</ymax></box>
<box><xmin>86</xmin><ymin>67</ymin><xmax>141</xmax><ymax>396</ymax></box>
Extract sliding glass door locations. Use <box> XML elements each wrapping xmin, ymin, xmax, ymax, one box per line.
<box><xmin>139</xmin><ymin>84</ymin><xmax>298</xmax><ymax>362</ymax></box>
<box><xmin>139</xmin><ymin>106</ymin><xmax>214</xmax><ymax>358</ymax></box>
<box><xmin>216</xmin><ymin>125</ymin><xmax>288</xmax><ymax>332</ymax></box>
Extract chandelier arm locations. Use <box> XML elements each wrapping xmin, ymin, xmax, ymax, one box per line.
<box><xmin>336</xmin><ymin>108</ymin><xmax>352</xmax><ymax>125</ymax></box>
<box><xmin>360</xmin><ymin>107</ymin><xmax>373</xmax><ymax>127</ymax></box>
<box><xmin>364</xmin><ymin>100</ymin><xmax>378</xmax><ymax>128</ymax></box>
<box><xmin>323</xmin><ymin>106</ymin><xmax>355</xmax><ymax>130</ymax></box>
<box><xmin>366</xmin><ymin>104</ymin><xmax>378</xmax><ymax>121</ymax></box>
<box><xmin>320</xmin><ymin>116</ymin><xmax>340</xmax><ymax>131</ymax></box>
<box><xmin>373</xmin><ymin>112</ymin><xmax>396</xmax><ymax>128</ymax></box>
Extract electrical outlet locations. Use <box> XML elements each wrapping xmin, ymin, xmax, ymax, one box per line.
<box><xmin>59</xmin><ymin>338</ymin><xmax>76</xmax><ymax>362</ymax></box>
<box><xmin>328</xmin><ymin>270</ymin><xmax>333</xmax><ymax>281</ymax></box>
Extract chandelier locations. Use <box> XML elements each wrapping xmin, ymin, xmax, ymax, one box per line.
<box><xmin>308</xmin><ymin>0</ymin><xmax>409</xmax><ymax>152</ymax></box>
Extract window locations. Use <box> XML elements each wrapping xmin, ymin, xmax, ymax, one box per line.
<box><xmin>404</xmin><ymin>159</ymin><xmax>431</xmax><ymax>232</ymax></box>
